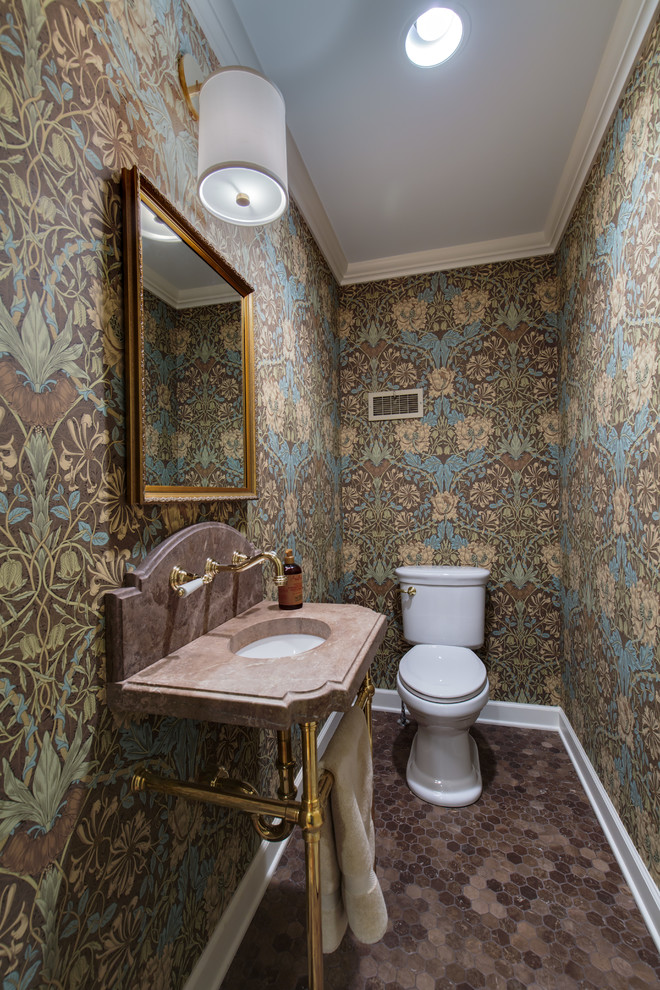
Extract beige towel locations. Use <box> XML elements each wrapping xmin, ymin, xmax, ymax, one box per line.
<box><xmin>318</xmin><ymin>704</ymin><xmax>388</xmax><ymax>953</ymax></box>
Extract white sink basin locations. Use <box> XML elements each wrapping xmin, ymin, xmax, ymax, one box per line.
<box><xmin>236</xmin><ymin>632</ymin><xmax>326</xmax><ymax>659</ymax></box>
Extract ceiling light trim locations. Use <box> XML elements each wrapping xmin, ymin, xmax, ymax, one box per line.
<box><xmin>405</xmin><ymin>5</ymin><xmax>467</xmax><ymax>67</ymax></box>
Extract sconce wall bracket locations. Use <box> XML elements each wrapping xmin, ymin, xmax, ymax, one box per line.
<box><xmin>178</xmin><ymin>53</ymin><xmax>204</xmax><ymax>120</ymax></box>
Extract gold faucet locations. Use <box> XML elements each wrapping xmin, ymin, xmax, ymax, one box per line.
<box><xmin>205</xmin><ymin>550</ymin><xmax>286</xmax><ymax>587</ymax></box>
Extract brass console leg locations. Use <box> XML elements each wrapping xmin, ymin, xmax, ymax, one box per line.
<box><xmin>356</xmin><ymin>670</ymin><xmax>375</xmax><ymax>751</ymax></box>
<box><xmin>299</xmin><ymin>720</ymin><xmax>324</xmax><ymax>990</ymax></box>
<box><xmin>276</xmin><ymin>728</ymin><xmax>297</xmax><ymax>801</ymax></box>
<box><xmin>253</xmin><ymin>729</ymin><xmax>298</xmax><ymax>842</ymax></box>
<box><xmin>363</xmin><ymin>670</ymin><xmax>374</xmax><ymax>751</ymax></box>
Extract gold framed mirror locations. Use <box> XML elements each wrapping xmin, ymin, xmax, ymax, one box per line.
<box><xmin>121</xmin><ymin>166</ymin><xmax>256</xmax><ymax>502</ymax></box>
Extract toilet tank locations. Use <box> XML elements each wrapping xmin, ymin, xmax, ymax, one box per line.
<box><xmin>396</xmin><ymin>565</ymin><xmax>489</xmax><ymax>648</ymax></box>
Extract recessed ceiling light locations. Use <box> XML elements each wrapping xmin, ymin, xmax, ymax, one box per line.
<box><xmin>406</xmin><ymin>6</ymin><xmax>464</xmax><ymax>67</ymax></box>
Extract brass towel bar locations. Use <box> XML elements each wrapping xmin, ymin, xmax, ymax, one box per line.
<box><xmin>133</xmin><ymin>768</ymin><xmax>304</xmax><ymax>824</ymax></box>
<box><xmin>131</xmin><ymin>670</ymin><xmax>375</xmax><ymax>990</ymax></box>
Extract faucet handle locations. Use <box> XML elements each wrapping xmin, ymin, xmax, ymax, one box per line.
<box><xmin>169</xmin><ymin>565</ymin><xmax>205</xmax><ymax>597</ymax></box>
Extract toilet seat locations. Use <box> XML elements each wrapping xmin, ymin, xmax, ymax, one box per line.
<box><xmin>399</xmin><ymin>644</ymin><xmax>487</xmax><ymax>703</ymax></box>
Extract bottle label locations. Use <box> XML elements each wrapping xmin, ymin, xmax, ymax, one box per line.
<box><xmin>279</xmin><ymin>572</ymin><xmax>303</xmax><ymax>608</ymax></box>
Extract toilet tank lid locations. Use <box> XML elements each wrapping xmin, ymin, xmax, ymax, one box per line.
<box><xmin>395</xmin><ymin>565</ymin><xmax>489</xmax><ymax>586</ymax></box>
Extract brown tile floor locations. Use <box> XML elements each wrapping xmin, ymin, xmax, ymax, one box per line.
<box><xmin>221</xmin><ymin>712</ymin><xmax>660</xmax><ymax>989</ymax></box>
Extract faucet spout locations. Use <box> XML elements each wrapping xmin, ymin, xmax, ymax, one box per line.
<box><xmin>205</xmin><ymin>550</ymin><xmax>286</xmax><ymax>588</ymax></box>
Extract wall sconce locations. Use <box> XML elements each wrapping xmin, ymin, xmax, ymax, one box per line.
<box><xmin>179</xmin><ymin>54</ymin><xmax>288</xmax><ymax>227</ymax></box>
<box><xmin>140</xmin><ymin>202</ymin><xmax>180</xmax><ymax>242</ymax></box>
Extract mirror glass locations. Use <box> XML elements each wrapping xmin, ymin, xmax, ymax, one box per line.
<box><xmin>122</xmin><ymin>167</ymin><xmax>256</xmax><ymax>502</ymax></box>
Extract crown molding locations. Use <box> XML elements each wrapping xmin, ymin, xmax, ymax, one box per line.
<box><xmin>285</xmin><ymin>136</ymin><xmax>347</xmax><ymax>282</ymax></box>
<box><xmin>186</xmin><ymin>0</ymin><xmax>254</xmax><ymax>68</ymax></box>
<box><xmin>143</xmin><ymin>265</ymin><xmax>239</xmax><ymax>309</ymax></box>
<box><xmin>546</xmin><ymin>0</ymin><xmax>660</xmax><ymax>250</ymax></box>
<box><xmin>341</xmin><ymin>231</ymin><xmax>553</xmax><ymax>285</ymax></box>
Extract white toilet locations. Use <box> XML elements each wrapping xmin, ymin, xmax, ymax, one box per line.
<box><xmin>396</xmin><ymin>565</ymin><xmax>490</xmax><ymax>807</ymax></box>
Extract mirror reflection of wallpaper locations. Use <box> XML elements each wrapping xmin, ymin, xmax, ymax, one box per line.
<box><xmin>143</xmin><ymin>289</ymin><xmax>244</xmax><ymax>488</ymax></box>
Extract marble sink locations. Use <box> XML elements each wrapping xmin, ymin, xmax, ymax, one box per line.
<box><xmin>235</xmin><ymin>630</ymin><xmax>327</xmax><ymax>658</ymax></box>
<box><xmin>106</xmin><ymin>599</ymin><xmax>387</xmax><ymax>729</ymax></box>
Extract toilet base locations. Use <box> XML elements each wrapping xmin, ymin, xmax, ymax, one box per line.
<box><xmin>406</xmin><ymin>730</ymin><xmax>483</xmax><ymax>807</ymax></box>
<box><xmin>397</xmin><ymin>674</ymin><xmax>489</xmax><ymax>808</ymax></box>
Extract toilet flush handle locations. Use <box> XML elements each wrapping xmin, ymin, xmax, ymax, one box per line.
<box><xmin>399</xmin><ymin>586</ymin><xmax>416</xmax><ymax>597</ymax></box>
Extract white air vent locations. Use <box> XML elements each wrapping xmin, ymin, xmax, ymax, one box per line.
<box><xmin>368</xmin><ymin>388</ymin><xmax>423</xmax><ymax>421</ymax></box>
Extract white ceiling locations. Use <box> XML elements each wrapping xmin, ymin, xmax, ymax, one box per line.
<box><xmin>188</xmin><ymin>0</ymin><xmax>659</xmax><ymax>283</ymax></box>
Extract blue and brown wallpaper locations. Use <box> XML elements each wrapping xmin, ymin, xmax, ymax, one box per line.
<box><xmin>339</xmin><ymin>260</ymin><xmax>561</xmax><ymax>704</ymax></box>
<box><xmin>0</xmin><ymin>0</ymin><xmax>658</xmax><ymax>986</ymax></box>
<box><xmin>143</xmin><ymin>290</ymin><xmax>245</xmax><ymax>488</ymax></box>
<box><xmin>0</xmin><ymin>0</ymin><xmax>340</xmax><ymax>986</ymax></box>
<box><xmin>556</xmin><ymin>15</ymin><xmax>660</xmax><ymax>885</ymax></box>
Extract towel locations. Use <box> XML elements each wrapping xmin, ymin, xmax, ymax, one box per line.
<box><xmin>318</xmin><ymin>704</ymin><xmax>388</xmax><ymax>953</ymax></box>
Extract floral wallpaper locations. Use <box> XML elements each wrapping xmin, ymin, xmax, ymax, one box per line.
<box><xmin>143</xmin><ymin>290</ymin><xmax>244</xmax><ymax>488</ymax></box>
<box><xmin>339</xmin><ymin>261</ymin><xmax>561</xmax><ymax>703</ymax></box>
<box><xmin>0</xmin><ymin>0</ymin><xmax>658</xmax><ymax>983</ymax></box>
<box><xmin>0</xmin><ymin>1</ymin><xmax>340</xmax><ymax>988</ymax></box>
<box><xmin>556</xmin><ymin>14</ymin><xmax>660</xmax><ymax>884</ymax></box>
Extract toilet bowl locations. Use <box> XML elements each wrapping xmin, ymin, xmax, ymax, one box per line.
<box><xmin>396</xmin><ymin>566</ymin><xmax>490</xmax><ymax>807</ymax></box>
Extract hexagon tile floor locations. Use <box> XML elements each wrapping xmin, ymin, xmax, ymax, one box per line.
<box><xmin>221</xmin><ymin>712</ymin><xmax>660</xmax><ymax>989</ymax></box>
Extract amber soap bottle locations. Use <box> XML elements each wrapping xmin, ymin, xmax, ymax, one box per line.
<box><xmin>278</xmin><ymin>548</ymin><xmax>303</xmax><ymax>610</ymax></box>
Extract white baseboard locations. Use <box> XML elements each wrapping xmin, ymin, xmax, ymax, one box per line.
<box><xmin>187</xmin><ymin>695</ymin><xmax>660</xmax><ymax>989</ymax></box>
<box><xmin>373</xmin><ymin>687</ymin><xmax>403</xmax><ymax>714</ymax></box>
<box><xmin>184</xmin><ymin>712</ymin><xmax>342</xmax><ymax>990</ymax></box>
<box><xmin>373</xmin><ymin>689</ymin><xmax>660</xmax><ymax>952</ymax></box>
<box><xmin>557</xmin><ymin>710</ymin><xmax>660</xmax><ymax>953</ymax></box>
<box><xmin>374</xmin><ymin>688</ymin><xmax>563</xmax><ymax>730</ymax></box>
<box><xmin>479</xmin><ymin>699</ymin><xmax>562</xmax><ymax>730</ymax></box>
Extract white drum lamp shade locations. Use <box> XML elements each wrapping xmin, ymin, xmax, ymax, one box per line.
<box><xmin>197</xmin><ymin>67</ymin><xmax>288</xmax><ymax>226</ymax></box>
